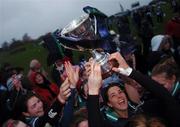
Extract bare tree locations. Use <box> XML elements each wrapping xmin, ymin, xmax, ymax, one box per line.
<box><xmin>22</xmin><ymin>33</ymin><xmax>31</xmax><ymax>42</ymax></box>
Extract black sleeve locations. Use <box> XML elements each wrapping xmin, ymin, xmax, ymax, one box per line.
<box><xmin>87</xmin><ymin>95</ymin><xmax>109</xmax><ymax>127</ymax></box>
<box><xmin>129</xmin><ymin>70</ymin><xmax>180</xmax><ymax>127</ymax></box>
<box><xmin>33</xmin><ymin>99</ymin><xmax>64</xmax><ymax>127</ymax></box>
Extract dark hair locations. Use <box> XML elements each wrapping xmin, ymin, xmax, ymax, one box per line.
<box><xmin>125</xmin><ymin>114</ymin><xmax>147</xmax><ymax>127</ymax></box>
<box><xmin>18</xmin><ymin>91</ymin><xmax>38</xmax><ymax>113</ymax></box>
<box><xmin>159</xmin><ymin>35</ymin><xmax>173</xmax><ymax>50</ymax></box>
<box><xmin>103</xmin><ymin>82</ymin><xmax>124</xmax><ymax>104</ymax></box>
<box><xmin>125</xmin><ymin>114</ymin><xmax>166</xmax><ymax>127</ymax></box>
<box><xmin>32</xmin><ymin>72</ymin><xmax>57</xmax><ymax>98</ymax></box>
<box><xmin>31</xmin><ymin>72</ymin><xmax>50</xmax><ymax>88</ymax></box>
<box><xmin>152</xmin><ymin>57</ymin><xmax>179</xmax><ymax>80</ymax></box>
<box><xmin>70</xmin><ymin>108</ymin><xmax>88</xmax><ymax>127</ymax></box>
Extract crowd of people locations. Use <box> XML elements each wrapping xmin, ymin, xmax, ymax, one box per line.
<box><xmin>0</xmin><ymin>1</ymin><xmax>180</xmax><ymax>127</ymax></box>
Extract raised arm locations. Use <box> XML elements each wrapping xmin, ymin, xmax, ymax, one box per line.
<box><xmin>32</xmin><ymin>78</ymin><xmax>71</xmax><ymax>127</ymax></box>
<box><xmin>59</xmin><ymin>61</ymin><xmax>79</xmax><ymax>127</ymax></box>
<box><xmin>86</xmin><ymin>60</ymin><xmax>105</xmax><ymax>127</ymax></box>
<box><xmin>109</xmin><ymin>52</ymin><xmax>180</xmax><ymax>127</ymax></box>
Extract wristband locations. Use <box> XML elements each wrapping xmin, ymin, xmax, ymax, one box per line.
<box><xmin>118</xmin><ymin>67</ymin><xmax>133</xmax><ymax>76</ymax></box>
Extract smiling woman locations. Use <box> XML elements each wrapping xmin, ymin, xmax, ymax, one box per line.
<box><xmin>105</xmin><ymin>84</ymin><xmax>129</xmax><ymax>118</ymax></box>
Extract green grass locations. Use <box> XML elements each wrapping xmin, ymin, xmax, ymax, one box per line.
<box><xmin>0</xmin><ymin>43</ymin><xmax>48</xmax><ymax>74</ymax></box>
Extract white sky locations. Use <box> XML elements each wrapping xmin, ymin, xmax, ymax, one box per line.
<box><xmin>0</xmin><ymin>0</ymin><xmax>152</xmax><ymax>45</ymax></box>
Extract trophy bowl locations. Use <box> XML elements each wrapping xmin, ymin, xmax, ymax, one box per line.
<box><xmin>60</xmin><ymin>14</ymin><xmax>97</xmax><ymax>41</ymax></box>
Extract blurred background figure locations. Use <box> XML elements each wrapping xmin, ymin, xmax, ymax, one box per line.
<box><xmin>49</xmin><ymin>53</ymin><xmax>71</xmax><ymax>87</ymax></box>
<box><xmin>27</xmin><ymin>59</ymin><xmax>48</xmax><ymax>84</ymax></box>
<box><xmin>171</xmin><ymin>0</ymin><xmax>178</xmax><ymax>13</ymax></box>
<box><xmin>2</xmin><ymin>119</ymin><xmax>29</xmax><ymax>127</ymax></box>
<box><xmin>70</xmin><ymin>108</ymin><xmax>88</xmax><ymax>127</ymax></box>
<box><xmin>151</xmin><ymin>57</ymin><xmax>180</xmax><ymax>103</ymax></box>
<box><xmin>139</xmin><ymin>19</ymin><xmax>154</xmax><ymax>57</ymax></box>
<box><xmin>156</xmin><ymin>5</ymin><xmax>164</xmax><ymax>23</ymax></box>
<box><xmin>30</xmin><ymin>72</ymin><xmax>59</xmax><ymax>109</ymax></box>
<box><xmin>147</xmin><ymin>35</ymin><xmax>175</xmax><ymax>72</ymax></box>
<box><xmin>165</xmin><ymin>14</ymin><xmax>180</xmax><ymax>65</ymax></box>
<box><xmin>125</xmin><ymin>114</ymin><xmax>166</xmax><ymax>127</ymax></box>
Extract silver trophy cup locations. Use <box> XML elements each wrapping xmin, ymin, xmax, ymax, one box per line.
<box><xmin>60</xmin><ymin>14</ymin><xmax>98</xmax><ymax>41</ymax></box>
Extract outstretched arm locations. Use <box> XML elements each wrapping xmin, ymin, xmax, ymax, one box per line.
<box><xmin>87</xmin><ymin>60</ymin><xmax>105</xmax><ymax>127</ymax></box>
<box><xmin>109</xmin><ymin>52</ymin><xmax>180</xmax><ymax>127</ymax></box>
<box><xmin>60</xmin><ymin>61</ymin><xmax>79</xmax><ymax>127</ymax></box>
<box><xmin>29</xmin><ymin>78</ymin><xmax>71</xmax><ymax>127</ymax></box>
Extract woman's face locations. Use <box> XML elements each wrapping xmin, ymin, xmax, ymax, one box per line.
<box><xmin>25</xmin><ymin>96</ymin><xmax>44</xmax><ymax>117</ymax></box>
<box><xmin>107</xmin><ymin>86</ymin><xmax>128</xmax><ymax>111</ymax></box>
<box><xmin>35</xmin><ymin>74</ymin><xmax>44</xmax><ymax>84</ymax></box>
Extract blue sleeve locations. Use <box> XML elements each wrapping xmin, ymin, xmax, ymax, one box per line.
<box><xmin>59</xmin><ymin>88</ymin><xmax>76</xmax><ymax>127</ymax></box>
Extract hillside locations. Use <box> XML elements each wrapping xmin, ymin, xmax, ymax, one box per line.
<box><xmin>0</xmin><ymin>42</ymin><xmax>48</xmax><ymax>74</ymax></box>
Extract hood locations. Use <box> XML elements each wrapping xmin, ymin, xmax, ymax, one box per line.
<box><xmin>151</xmin><ymin>35</ymin><xmax>164</xmax><ymax>51</ymax></box>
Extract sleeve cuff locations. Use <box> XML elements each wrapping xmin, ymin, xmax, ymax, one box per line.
<box><xmin>118</xmin><ymin>67</ymin><xmax>133</xmax><ymax>76</ymax></box>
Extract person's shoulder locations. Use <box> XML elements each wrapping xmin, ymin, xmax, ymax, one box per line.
<box><xmin>24</xmin><ymin>116</ymin><xmax>39</xmax><ymax>127</ymax></box>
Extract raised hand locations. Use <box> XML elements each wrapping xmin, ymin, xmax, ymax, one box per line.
<box><xmin>109</xmin><ymin>52</ymin><xmax>132</xmax><ymax>76</ymax></box>
<box><xmin>58</xmin><ymin>78</ymin><xmax>71</xmax><ymax>104</ymax></box>
<box><xmin>88</xmin><ymin>60</ymin><xmax>102</xmax><ymax>95</ymax></box>
<box><xmin>64</xmin><ymin>61</ymin><xmax>80</xmax><ymax>88</ymax></box>
<box><xmin>109</xmin><ymin>52</ymin><xmax>129</xmax><ymax>71</ymax></box>
<box><xmin>84</xmin><ymin>57</ymin><xmax>93</xmax><ymax>77</ymax></box>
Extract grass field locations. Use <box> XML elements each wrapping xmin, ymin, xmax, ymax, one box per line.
<box><xmin>0</xmin><ymin>43</ymin><xmax>49</xmax><ymax>73</ymax></box>
<box><xmin>0</xmin><ymin>1</ymin><xmax>177</xmax><ymax>75</ymax></box>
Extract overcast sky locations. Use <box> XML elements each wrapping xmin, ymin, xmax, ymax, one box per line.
<box><xmin>0</xmin><ymin>0</ymin><xmax>151</xmax><ymax>45</ymax></box>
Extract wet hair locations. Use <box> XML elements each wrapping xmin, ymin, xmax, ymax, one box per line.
<box><xmin>152</xmin><ymin>57</ymin><xmax>179</xmax><ymax>80</ymax></box>
<box><xmin>103</xmin><ymin>82</ymin><xmax>124</xmax><ymax>104</ymax></box>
